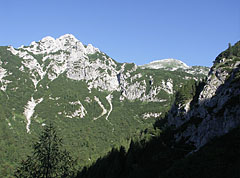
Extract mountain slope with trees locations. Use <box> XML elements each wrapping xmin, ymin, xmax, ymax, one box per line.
<box><xmin>0</xmin><ymin>34</ymin><xmax>208</xmax><ymax>177</ymax></box>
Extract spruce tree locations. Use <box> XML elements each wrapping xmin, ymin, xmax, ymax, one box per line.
<box><xmin>228</xmin><ymin>43</ymin><xmax>233</xmax><ymax>57</ymax></box>
<box><xmin>14</xmin><ymin>124</ymin><xmax>76</xmax><ymax>178</ymax></box>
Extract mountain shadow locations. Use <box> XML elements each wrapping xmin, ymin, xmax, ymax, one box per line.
<box><xmin>76</xmin><ymin>125</ymin><xmax>240</xmax><ymax>178</ymax></box>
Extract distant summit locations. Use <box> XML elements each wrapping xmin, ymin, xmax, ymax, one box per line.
<box><xmin>140</xmin><ymin>58</ymin><xmax>189</xmax><ymax>70</ymax></box>
<box><xmin>140</xmin><ymin>58</ymin><xmax>209</xmax><ymax>75</ymax></box>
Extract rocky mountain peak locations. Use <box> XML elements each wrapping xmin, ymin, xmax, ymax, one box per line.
<box><xmin>39</xmin><ymin>34</ymin><xmax>79</xmax><ymax>45</ymax></box>
<box><xmin>22</xmin><ymin>34</ymin><xmax>100</xmax><ymax>55</ymax></box>
<box><xmin>58</xmin><ymin>33</ymin><xmax>78</xmax><ymax>41</ymax></box>
<box><xmin>40</xmin><ymin>36</ymin><xmax>55</xmax><ymax>43</ymax></box>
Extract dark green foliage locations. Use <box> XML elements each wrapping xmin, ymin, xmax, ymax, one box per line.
<box><xmin>79</xmin><ymin>147</ymin><xmax>126</xmax><ymax>178</ymax></box>
<box><xmin>175</xmin><ymin>79</ymin><xmax>196</xmax><ymax>105</ymax></box>
<box><xmin>215</xmin><ymin>41</ymin><xmax>240</xmax><ymax>64</ymax></box>
<box><xmin>87</xmin><ymin>52</ymin><xmax>117</xmax><ymax>63</ymax></box>
<box><xmin>123</xmin><ymin>63</ymin><xmax>135</xmax><ymax>73</ymax></box>
<box><xmin>14</xmin><ymin>124</ymin><xmax>76</xmax><ymax>178</ymax></box>
<box><xmin>228</xmin><ymin>43</ymin><xmax>233</xmax><ymax>57</ymax></box>
<box><xmin>173</xmin><ymin>78</ymin><xmax>206</xmax><ymax>110</ymax></box>
<box><xmin>77</xmin><ymin>124</ymin><xmax>240</xmax><ymax>178</ymax></box>
<box><xmin>76</xmin><ymin>126</ymin><xmax>195</xmax><ymax>178</ymax></box>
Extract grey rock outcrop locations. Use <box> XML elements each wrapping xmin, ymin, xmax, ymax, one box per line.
<box><xmin>168</xmin><ymin>41</ymin><xmax>240</xmax><ymax>150</ymax></box>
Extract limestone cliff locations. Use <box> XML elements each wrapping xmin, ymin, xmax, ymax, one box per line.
<box><xmin>168</xmin><ymin>41</ymin><xmax>240</xmax><ymax>150</ymax></box>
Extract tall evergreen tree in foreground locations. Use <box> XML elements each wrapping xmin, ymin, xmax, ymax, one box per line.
<box><xmin>14</xmin><ymin>124</ymin><xmax>76</xmax><ymax>178</ymax></box>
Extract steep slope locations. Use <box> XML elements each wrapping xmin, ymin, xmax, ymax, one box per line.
<box><xmin>168</xmin><ymin>41</ymin><xmax>240</xmax><ymax>150</ymax></box>
<box><xmin>0</xmin><ymin>34</ymin><xmax>208</xmax><ymax>176</ymax></box>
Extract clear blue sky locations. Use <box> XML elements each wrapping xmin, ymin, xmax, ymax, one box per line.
<box><xmin>0</xmin><ymin>0</ymin><xmax>239</xmax><ymax>67</ymax></box>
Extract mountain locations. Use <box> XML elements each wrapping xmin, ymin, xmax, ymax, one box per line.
<box><xmin>76</xmin><ymin>41</ymin><xmax>240</xmax><ymax>178</ymax></box>
<box><xmin>0</xmin><ymin>34</ymin><xmax>209</xmax><ymax>176</ymax></box>
<box><xmin>140</xmin><ymin>58</ymin><xmax>189</xmax><ymax>70</ymax></box>
<box><xmin>140</xmin><ymin>58</ymin><xmax>209</xmax><ymax>76</ymax></box>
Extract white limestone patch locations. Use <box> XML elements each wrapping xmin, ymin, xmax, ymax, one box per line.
<box><xmin>142</xmin><ymin>112</ymin><xmax>162</xmax><ymax>119</ymax></box>
<box><xmin>86</xmin><ymin>44</ymin><xmax>100</xmax><ymax>54</ymax></box>
<box><xmin>19</xmin><ymin>65</ymin><xmax>24</xmax><ymax>72</ymax></box>
<box><xmin>7</xmin><ymin>46</ymin><xmax>18</xmax><ymax>55</ymax></box>
<box><xmin>85</xmin><ymin>97</ymin><xmax>92</xmax><ymax>103</ymax></box>
<box><xmin>0</xmin><ymin>54</ymin><xmax>10</xmax><ymax>91</ymax></box>
<box><xmin>105</xmin><ymin>93</ymin><xmax>113</xmax><ymax>121</ymax></box>
<box><xmin>0</xmin><ymin>65</ymin><xmax>7</xmax><ymax>82</ymax></box>
<box><xmin>0</xmin><ymin>80</ymin><xmax>11</xmax><ymax>91</ymax></box>
<box><xmin>21</xmin><ymin>57</ymin><xmax>45</xmax><ymax>88</ymax></box>
<box><xmin>47</xmin><ymin>60</ymin><xmax>68</xmax><ymax>81</ymax></box>
<box><xmin>44</xmin><ymin>51</ymin><xmax>71</xmax><ymax>81</ymax></box>
<box><xmin>184</xmin><ymin>100</ymin><xmax>191</xmax><ymax>113</ymax></box>
<box><xmin>93</xmin><ymin>96</ymin><xmax>107</xmax><ymax>120</ymax></box>
<box><xmin>48</xmin><ymin>96</ymin><xmax>60</xmax><ymax>101</ymax></box>
<box><xmin>32</xmin><ymin>79</ymin><xmax>39</xmax><ymax>88</ymax></box>
<box><xmin>130</xmin><ymin>73</ymin><xmax>142</xmax><ymax>82</ymax></box>
<box><xmin>0</xmin><ymin>58</ymin><xmax>7</xmax><ymax>81</ymax></box>
<box><xmin>161</xmin><ymin>79</ymin><xmax>173</xmax><ymax>94</ymax></box>
<box><xmin>23</xmin><ymin>97</ymin><xmax>43</xmax><ymax>133</ymax></box>
<box><xmin>66</xmin><ymin>101</ymin><xmax>87</xmax><ymax>118</ymax></box>
<box><xmin>121</xmin><ymin>80</ymin><xmax>147</xmax><ymax>100</ymax></box>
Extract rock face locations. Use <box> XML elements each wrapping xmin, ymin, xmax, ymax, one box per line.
<box><xmin>168</xmin><ymin>41</ymin><xmax>240</xmax><ymax>150</ymax></box>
